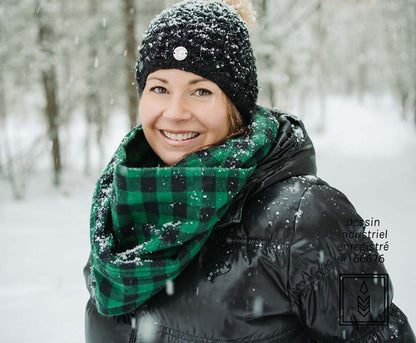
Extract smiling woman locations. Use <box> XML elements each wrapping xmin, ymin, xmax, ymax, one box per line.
<box><xmin>140</xmin><ymin>69</ymin><xmax>231</xmax><ymax>166</ymax></box>
<box><xmin>83</xmin><ymin>0</ymin><xmax>416</xmax><ymax>342</ymax></box>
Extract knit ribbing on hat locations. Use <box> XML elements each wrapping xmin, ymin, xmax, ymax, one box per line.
<box><xmin>135</xmin><ymin>0</ymin><xmax>258</xmax><ymax>124</ymax></box>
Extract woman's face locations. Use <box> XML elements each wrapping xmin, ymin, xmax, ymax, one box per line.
<box><xmin>139</xmin><ymin>69</ymin><xmax>230</xmax><ymax>166</ymax></box>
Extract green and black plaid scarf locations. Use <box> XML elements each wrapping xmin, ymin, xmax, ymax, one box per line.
<box><xmin>88</xmin><ymin>106</ymin><xmax>279</xmax><ymax>316</ymax></box>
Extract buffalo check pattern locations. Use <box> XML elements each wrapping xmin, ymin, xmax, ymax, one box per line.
<box><xmin>88</xmin><ymin>106</ymin><xmax>279</xmax><ymax>316</ymax></box>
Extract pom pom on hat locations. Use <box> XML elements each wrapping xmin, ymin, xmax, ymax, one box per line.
<box><xmin>215</xmin><ymin>0</ymin><xmax>257</xmax><ymax>29</ymax></box>
<box><xmin>136</xmin><ymin>0</ymin><xmax>258</xmax><ymax>125</ymax></box>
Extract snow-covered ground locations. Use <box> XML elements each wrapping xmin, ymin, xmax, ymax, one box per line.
<box><xmin>1</xmin><ymin>95</ymin><xmax>415</xmax><ymax>342</ymax></box>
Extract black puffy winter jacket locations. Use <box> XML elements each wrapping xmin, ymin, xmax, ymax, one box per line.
<box><xmin>84</xmin><ymin>111</ymin><xmax>415</xmax><ymax>342</ymax></box>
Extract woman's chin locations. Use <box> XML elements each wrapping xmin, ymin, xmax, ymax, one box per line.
<box><xmin>156</xmin><ymin>149</ymin><xmax>191</xmax><ymax>166</ymax></box>
<box><xmin>156</xmin><ymin>133</ymin><xmax>206</xmax><ymax>165</ymax></box>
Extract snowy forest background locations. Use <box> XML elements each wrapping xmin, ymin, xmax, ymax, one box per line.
<box><xmin>1</xmin><ymin>0</ymin><xmax>416</xmax><ymax>342</ymax></box>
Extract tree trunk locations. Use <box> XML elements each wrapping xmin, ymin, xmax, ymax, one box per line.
<box><xmin>0</xmin><ymin>60</ymin><xmax>5</xmax><ymax>173</ymax></box>
<box><xmin>316</xmin><ymin>0</ymin><xmax>326</xmax><ymax>134</ymax></box>
<box><xmin>357</xmin><ymin>62</ymin><xmax>366</xmax><ymax>104</ymax></box>
<box><xmin>262</xmin><ymin>0</ymin><xmax>267</xmax><ymax>13</ymax></box>
<box><xmin>124</xmin><ymin>0</ymin><xmax>138</xmax><ymax>128</ymax></box>
<box><xmin>400</xmin><ymin>89</ymin><xmax>408</xmax><ymax>121</ymax></box>
<box><xmin>84</xmin><ymin>0</ymin><xmax>103</xmax><ymax>175</ymax></box>
<box><xmin>410</xmin><ymin>3</ymin><xmax>416</xmax><ymax>126</ymax></box>
<box><xmin>268</xmin><ymin>82</ymin><xmax>275</xmax><ymax>108</ymax></box>
<box><xmin>60</xmin><ymin>0</ymin><xmax>74</xmax><ymax>149</ymax></box>
<box><xmin>413</xmin><ymin>94</ymin><xmax>416</xmax><ymax>127</ymax></box>
<box><xmin>41</xmin><ymin>67</ymin><xmax>62</xmax><ymax>185</ymax></box>
<box><xmin>36</xmin><ymin>2</ymin><xmax>62</xmax><ymax>186</ymax></box>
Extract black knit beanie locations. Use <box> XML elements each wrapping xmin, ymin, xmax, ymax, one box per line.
<box><xmin>136</xmin><ymin>0</ymin><xmax>258</xmax><ymax>125</ymax></box>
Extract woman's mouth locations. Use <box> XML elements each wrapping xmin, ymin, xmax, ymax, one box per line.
<box><xmin>161</xmin><ymin>130</ymin><xmax>200</xmax><ymax>141</ymax></box>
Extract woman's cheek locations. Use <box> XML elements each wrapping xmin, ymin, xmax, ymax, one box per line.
<box><xmin>139</xmin><ymin>98</ymin><xmax>158</xmax><ymax>125</ymax></box>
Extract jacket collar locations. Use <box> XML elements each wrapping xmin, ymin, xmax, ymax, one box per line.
<box><xmin>216</xmin><ymin>109</ymin><xmax>317</xmax><ymax>228</ymax></box>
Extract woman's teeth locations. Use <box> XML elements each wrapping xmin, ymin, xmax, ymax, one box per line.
<box><xmin>162</xmin><ymin>131</ymin><xmax>199</xmax><ymax>141</ymax></box>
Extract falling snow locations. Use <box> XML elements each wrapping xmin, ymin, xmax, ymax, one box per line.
<box><xmin>166</xmin><ymin>279</ymin><xmax>174</xmax><ymax>296</ymax></box>
<box><xmin>1</xmin><ymin>95</ymin><xmax>415</xmax><ymax>341</ymax></box>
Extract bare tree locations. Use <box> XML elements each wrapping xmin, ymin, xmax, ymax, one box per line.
<box><xmin>0</xmin><ymin>48</ymin><xmax>45</xmax><ymax>199</ymax></box>
<box><xmin>0</xmin><ymin>13</ymin><xmax>5</xmax><ymax>175</ymax></box>
<box><xmin>59</xmin><ymin>0</ymin><xmax>75</xmax><ymax>129</ymax></box>
<box><xmin>315</xmin><ymin>0</ymin><xmax>326</xmax><ymax>133</ymax></box>
<box><xmin>84</xmin><ymin>0</ymin><xmax>105</xmax><ymax>175</ymax></box>
<box><xmin>124</xmin><ymin>0</ymin><xmax>138</xmax><ymax>129</ymax></box>
<box><xmin>35</xmin><ymin>1</ymin><xmax>62</xmax><ymax>186</ymax></box>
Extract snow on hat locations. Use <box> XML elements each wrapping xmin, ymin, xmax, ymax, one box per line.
<box><xmin>136</xmin><ymin>0</ymin><xmax>258</xmax><ymax>125</ymax></box>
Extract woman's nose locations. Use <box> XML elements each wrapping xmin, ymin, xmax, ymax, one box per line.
<box><xmin>162</xmin><ymin>95</ymin><xmax>192</xmax><ymax>121</ymax></box>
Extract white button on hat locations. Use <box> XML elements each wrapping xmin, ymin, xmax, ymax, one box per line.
<box><xmin>173</xmin><ymin>46</ymin><xmax>188</xmax><ymax>61</ymax></box>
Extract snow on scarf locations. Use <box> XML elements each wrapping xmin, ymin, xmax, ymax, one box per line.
<box><xmin>87</xmin><ymin>106</ymin><xmax>279</xmax><ymax>316</ymax></box>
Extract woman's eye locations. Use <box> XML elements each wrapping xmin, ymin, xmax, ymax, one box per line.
<box><xmin>194</xmin><ymin>88</ymin><xmax>212</xmax><ymax>97</ymax></box>
<box><xmin>150</xmin><ymin>86</ymin><xmax>167</xmax><ymax>94</ymax></box>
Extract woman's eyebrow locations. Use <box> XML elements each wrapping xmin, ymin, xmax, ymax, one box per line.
<box><xmin>147</xmin><ymin>77</ymin><xmax>168</xmax><ymax>83</ymax></box>
<box><xmin>188</xmin><ymin>78</ymin><xmax>207</xmax><ymax>85</ymax></box>
<box><xmin>147</xmin><ymin>77</ymin><xmax>208</xmax><ymax>85</ymax></box>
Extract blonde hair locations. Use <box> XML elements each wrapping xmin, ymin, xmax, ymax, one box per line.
<box><xmin>226</xmin><ymin>96</ymin><xmax>246</xmax><ymax>136</ymax></box>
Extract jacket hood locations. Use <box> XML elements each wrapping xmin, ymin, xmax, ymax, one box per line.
<box><xmin>217</xmin><ymin>108</ymin><xmax>317</xmax><ymax>227</ymax></box>
<box><xmin>249</xmin><ymin>109</ymin><xmax>317</xmax><ymax>195</ymax></box>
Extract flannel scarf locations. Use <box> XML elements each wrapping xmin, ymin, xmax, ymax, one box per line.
<box><xmin>88</xmin><ymin>106</ymin><xmax>279</xmax><ymax>316</ymax></box>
